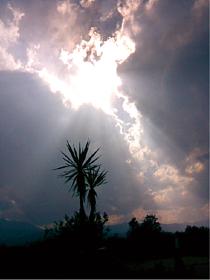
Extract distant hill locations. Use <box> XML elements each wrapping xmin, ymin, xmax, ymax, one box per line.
<box><xmin>107</xmin><ymin>220</ymin><xmax>209</xmax><ymax>237</ymax></box>
<box><xmin>106</xmin><ymin>223</ymin><xmax>129</xmax><ymax>237</ymax></box>
<box><xmin>0</xmin><ymin>218</ymin><xmax>208</xmax><ymax>245</ymax></box>
<box><xmin>0</xmin><ymin>219</ymin><xmax>44</xmax><ymax>246</ymax></box>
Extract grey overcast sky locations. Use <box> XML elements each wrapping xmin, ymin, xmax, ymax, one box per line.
<box><xmin>0</xmin><ymin>0</ymin><xmax>208</xmax><ymax>226</ymax></box>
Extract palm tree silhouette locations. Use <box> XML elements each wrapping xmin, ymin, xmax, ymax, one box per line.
<box><xmin>86</xmin><ymin>167</ymin><xmax>107</xmax><ymax>222</ymax></box>
<box><xmin>55</xmin><ymin>140</ymin><xmax>100</xmax><ymax>221</ymax></box>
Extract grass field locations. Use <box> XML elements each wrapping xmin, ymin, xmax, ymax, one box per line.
<box><xmin>124</xmin><ymin>256</ymin><xmax>209</xmax><ymax>278</ymax></box>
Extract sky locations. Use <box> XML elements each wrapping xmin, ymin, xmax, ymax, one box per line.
<box><xmin>0</xmin><ymin>0</ymin><xmax>209</xmax><ymax>226</ymax></box>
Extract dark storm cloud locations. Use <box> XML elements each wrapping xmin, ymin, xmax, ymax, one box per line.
<box><xmin>119</xmin><ymin>0</ymin><xmax>209</xmax><ymax>203</ymax></box>
<box><xmin>0</xmin><ymin>71</ymin><xmax>76</xmax><ymax>223</ymax></box>
<box><xmin>0</xmin><ymin>200</ymin><xmax>11</xmax><ymax>211</ymax></box>
<box><xmin>121</xmin><ymin>1</ymin><xmax>209</xmax><ymax>170</ymax></box>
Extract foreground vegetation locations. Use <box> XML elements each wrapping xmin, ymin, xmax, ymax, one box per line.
<box><xmin>0</xmin><ymin>141</ymin><xmax>208</xmax><ymax>278</ymax></box>
<box><xmin>0</xmin><ymin>217</ymin><xmax>209</xmax><ymax>278</ymax></box>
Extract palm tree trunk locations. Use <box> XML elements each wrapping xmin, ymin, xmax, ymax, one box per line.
<box><xmin>79</xmin><ymin>196</ymin><xmax>86</xmax><ymax>222</ymax></box>
<box><xmin>77</xmin><ymin>175</ymin><xmax>86</xmax><ymax>222</ymax></box>
<box><xmin>89</xmin><ymin>203</ymin><xmax>96</xmax><ymax>223</ymax></box>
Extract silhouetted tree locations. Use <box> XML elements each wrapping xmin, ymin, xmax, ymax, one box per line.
<box><xmin>127</xmin><ymin>214</ymin><xmax>162</xmax><ymax>258</ymax></box>
<box><xmin>141</xmin><ymin>214</ymin><xmax>161</xmax><ymax>234</ymax></box>
<box><xmin>86</xmin><ymin>166</ymin><xmax>107</xmax><ymax>222</ymax></box>
<box><xmin>129</xmin><ymin>217</ymin><xmax>139</xmax><ymax>231</ymax></box>
<box><xmin>128</xmin><ymin>214</ymin><xmax>161</xmax><ymax>238</ymax></box>
<box><xmin>182</xmin><ymin>225</ymin><xmax>209</xmax><ymax>256</ymax></box>
<box><xmin>55</xmin><ymin>140</ymin><xmax>100</xmax><ymax>221</ymax></box>
<box><xmin>127</xmin><ymin>217</ymin><xmax>140</xmax><ymax>239</ymax></box>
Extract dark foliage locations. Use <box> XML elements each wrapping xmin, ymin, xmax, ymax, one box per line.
<box><xmin>127</xmin><ymin>215</ymin><xmax>163</xmax><ymax>258</ymax></box>
<box><xmin>0</xmin><ymin>217</ymin><xmax>209</xmax><ymax>278</ymax></box>
<box><xmin>45</xmin><ymin>211</ymin><xmax>109</xmax><ymax>251</ymax></box>
<box><xmin>176</xmin><ymin>225</ymin><xmax>209</xmax><ymax>256</ymax></box>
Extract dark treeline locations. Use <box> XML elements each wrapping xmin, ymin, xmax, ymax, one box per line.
<box><xmin>0</xmin><ymin>214</ymin><xmax>209</xmax><ymax>279</ymax></box>
<box><xmin>0</xmin><ymin>141</ymin><xmax>208</xmax><ymax>278</ymax></box>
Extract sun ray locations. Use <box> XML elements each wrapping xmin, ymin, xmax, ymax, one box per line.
<box><xmin>23</xmin><ymin>0</ymin><xmax>149</xmax><ymax>166</ymax></box>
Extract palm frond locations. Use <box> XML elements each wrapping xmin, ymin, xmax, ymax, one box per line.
<box><xmin>61</xmin><ymin>152</ymin><xmax>76</xmax><ymax>167</ymax></box>
<box><xmin>66</xmin><ymin>140</ymin><xmax>78</xmax><ymax>164</ymax></box>
<box><xmin>53</xmin><ymin>164</ymin><xmax>70</xmax><ymax>171</ymax></box>
<box><xmin>73</xmin><ymin>145</ymin><xmax>79</xmax><ymax>163</ymax></box>
<box><xmin>79</xmin><ymin>140</ymin><xmax>89</xmax><ymax>165</ymax></box>
<box><xmin>83</xmin><ymin>147</ymin><xmax>100</xmax><ymax>168</ymax></box>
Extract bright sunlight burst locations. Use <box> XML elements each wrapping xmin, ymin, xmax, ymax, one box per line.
<box><xmin>38</xmin><ymin>27</ymin><xmax>135</xmax><ymax>115</ymax></box>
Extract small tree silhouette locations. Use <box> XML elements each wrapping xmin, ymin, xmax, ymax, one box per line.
<box><xmin>128</xmin><ymin>215</ymin><xmax>161</xmax><ymax>238</ymax></box>
<box><xmin>128</xmin><ymin>214</ymin><xmax>162</xmax><ymax>258</ymax></box>
<box><xmin>86</xmin><ymin>166</ymin><xmax>107</xmax><ymax>222</ymax></box>
<box><xmin>141</xmin><ymin>214</ymin><xmax>161</xmax><ymax>234</ymax></box>
<box><xmin>55</xmin><ymin>140</ymin><xmax>100</xmax><ymax>221</ymax></box>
